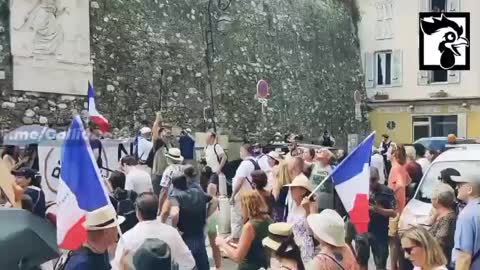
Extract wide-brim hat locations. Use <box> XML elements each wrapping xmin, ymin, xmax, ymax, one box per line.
<box><xmin>267</xmin><ymin>151</ymin><xmax>283</xmax><ymax>162</ymax></box>
<box><xmin>307</xmin><ymin>209</ymin><xmax>345</xmax><ymax>247</ymax></box>
<box><xmin>166</xmin><ymin>148</ymin><xmax>184</xmax><ymax>162</ymax></box>
<box><xmin>133</xmin><ymin>239</ymin><xmax>172</xmax><ymax>270</ymax></box>
<box><xmin>262</xmin><ymin>222</ymin><xmax>293</xmax><ymax>251</ymax></box>
<box><xmin>84</xmin><ymin>204</ymin><xmax>125</xmax><ymax>231</ymax></box>
<box><xmin>285</xmin><ymin>174</ymin><xmax>313</xmax><ymax>192</ymax></box>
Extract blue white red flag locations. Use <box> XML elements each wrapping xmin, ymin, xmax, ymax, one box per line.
<box><xmin>88</xmin><ymin>82</ymin><xmax>109</xmax><ymax>133</ymax></box>
<box><xmin>331</xmin><ymin>132</ymin><xmax>375</xmax><ymax>234</ymax></box>
<box><xmin>56</xmin><ymin>116</ymin><xmax>110</xmax><ymax>249</ymax></box>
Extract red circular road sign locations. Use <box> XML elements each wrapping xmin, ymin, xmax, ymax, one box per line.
<box><xmin>257</xmin><ymin>80</ymin><xmax>270</xmax><ymax>98</ymax></box>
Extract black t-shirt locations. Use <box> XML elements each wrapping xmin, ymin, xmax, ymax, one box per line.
<box><xmin>368</xmin><ymin>185</ymin><xmax>396</xmax><ymax>241</ymax></box>
<box><xmin>65</xmin><ymin>246</ymin><xmax>111</xmax><ymax>270</ymax></box>
<box><xmin>171</xmin><ymin>188</ymin><xmax>212</xmax><ymax>237</ymax></box>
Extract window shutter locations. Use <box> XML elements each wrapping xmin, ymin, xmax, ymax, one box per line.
<box><xmin>417</xmin><ymin>71</ymin><xmax>429</xmax><ymax>85</ymax></box>
<box><xmin>385</xmin><ymin>1</ymin><xmax>393</xmax><ymax>19</ymax></box>
<box><xmin>365</xmin><ymin>52</ymin><xmax>375</xmax><ymax>89</ymax></box>
<box><xmin>419</xmin><ymin>0</ymin><xmax>430</xmax><ymax>12</ymax></box>
<box><xmin>448</xmin><ymin>0</ymin><xmax>460</xmax><ymax>11</ymax></box>
<box><xmin>448</xmin><ymin>71</ymin><xmax>461</xmax><ymax>84</ymax></box>
<box><xmin>385</xmin><ymin>19</ymin><xmax>393</xmax><ymax>39</ymax></box>
<box><xmin>375</xmin><ymin>22</ymin><xmax>384</xmax><ymax>40</ymax></box>
<box><xmin>376</xmin><ymin>2</ymin><xmax>384</xmax><ymax>21</ymax></box>
<box><xmin>391</xmin><ymin>50</ymin><xmax>403</xmax><ymax>86</ymax></box>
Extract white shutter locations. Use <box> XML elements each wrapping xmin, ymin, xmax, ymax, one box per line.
<box><xmin>391</xmin><ymin>50</ymin><xmax>403</xmax><ymax>86</ymax></box>
<box><xmin>376</xmin><ymin>3</ymin><xmax>384</xmax><ymax>21</ymax></box>
<box><xmin>375</xmin><ymin>22</ymin><xmax>384</xmax><ymax>40</ymax></box>
<box><xmin>417</xmin><ymin>71</ymin><xmax>429</xmax><ymax>85</ymax></box>
<box><xmin>419</xmin><ymin>0</ymin><xmax>430</xmax><ymax>12</ymax></box>
<box><xmin>365</xmin><ymin>52</ymin><xmax>375</xmax><ymax>89</ymax></box>
<box><xmin>448</xmin><ymin>71</ymin><xmax>461</xmax><ymax>84</ymax></box>
<box><xmin>448</xmin><ymin>0</ymin><xmax>460</xmax><ymax>11</ymax></box>
<box><xmin>385</xmin><ymin>19</ymin><xmax>393</xmax><ymax>39</ymax></box>
<box><xmin>385</xmin><ymin>1</ymin><xmax>393</xmax><ymax>19</ymax></box>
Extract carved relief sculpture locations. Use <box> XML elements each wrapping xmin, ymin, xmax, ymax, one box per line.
<box><xmin>15</xmin><ymin>0</ymin><xmax>68</xmax><ymax>56</ymax></box>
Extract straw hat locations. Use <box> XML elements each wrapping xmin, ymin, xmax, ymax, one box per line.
<box><xmin>165</xmin><ymin>148</ymin><xmax>184</xmax><ymax>162</ymax></box>
<box><xmin>262</xmin><ymin>222</ymin><xmax>293</xmax><ymax>251</ymax></box>
<box><xmin>84</xmin><ymin>204</ymin><xmax>125</xmax><ymax>231</ymax></box>
<box><xmin>286</xmin><ymin>174</ymin><xmax>313</xmax><ymax>192</ymax></box>
<box><xmin>267</xmin><ymin>151</ymin><xmax>283</xmax><ymax>162</ymax></box>
<box><xmin>307</xmin><ymin>209</ymin><xmax>345</xmax><ymax>247</ymax></box>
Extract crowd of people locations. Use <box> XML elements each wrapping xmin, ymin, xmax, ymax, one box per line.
<box><xmin>1</xmin><ymin>117</ymin><xmax>480</xmax><ymax>270</ymax></box>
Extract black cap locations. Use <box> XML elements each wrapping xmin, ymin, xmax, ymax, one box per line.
<box><xmin>133</xmin><ymin>239</ymin><xmax>171</xmax><ymax>270</ymax></box>
<box><xmin>11</xmin><ymin>167</ymin><xmax>37</xmax><ymax>179</ymax></box>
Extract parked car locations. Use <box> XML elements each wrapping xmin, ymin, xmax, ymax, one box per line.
<box><xmin>414</xmin><ymin>136</ymin><xmax>476</xmax><ymax>152</ymax></box>
<box><xmin>399</xmin><ymin>144</ymin><xmax>480</xmax><ymax>230</ymax></box>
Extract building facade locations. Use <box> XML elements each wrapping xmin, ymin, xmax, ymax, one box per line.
<box><xmin>358</xmin><ymin>0</ymin><xmax>480</xmax><ymax>145</ymax></box>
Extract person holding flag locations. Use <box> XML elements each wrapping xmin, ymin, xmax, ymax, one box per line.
<box><xmin>55</xmin><ymin>116</ymin><xmax>124</xmax><ymax>269</ymax></box>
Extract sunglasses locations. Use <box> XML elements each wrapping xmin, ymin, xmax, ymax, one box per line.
<box><xmin>403</xmin><ymin>246</ymin><xmax>417</xmax><ymax>255</ymax></box>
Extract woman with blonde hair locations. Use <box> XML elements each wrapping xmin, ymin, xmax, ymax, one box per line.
<box><xmin>216</xmin><ymin>190</ymin><xmax>272</xmax><ymax>270</ymax></box>
<box><xmin>401</xmin><ymin>226</ymin><xmax>448</xmax><ymax>270</ymax></box>
<box><xmin>271</xmin><ymin>161</ymin><xmax>293</xmax><ymax>222</ymax></box>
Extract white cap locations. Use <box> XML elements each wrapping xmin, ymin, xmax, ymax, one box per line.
<box><xmin>139</xmin><ymin>127</ymin><xmax>152</xmax><ymax>134</ymax></box>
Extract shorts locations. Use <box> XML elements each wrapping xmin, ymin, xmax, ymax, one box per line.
<box><xmin>388</xmin><ymin>213</ymin><xmax>400</xmax><ymax>237</ymax></box>
<box><xmin>230</xmin><ymin>202</ymin><xmax>243</xmax><ymax>239</ymax></box>
<box><xmin>207</xmin><ymin>211</ymin><xmax>219</xmax><ymax>236</ymax></box>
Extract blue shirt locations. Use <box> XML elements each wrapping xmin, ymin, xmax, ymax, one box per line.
<box><xmin>179</xmin><ymin>134</ymin><xmax>195</xmax><ymax>159</ymax></box>
<box><xmin>452</xmin><ymin>198</ymin><xmax>480</xmax><ymax>269</ymax></box>
<box><xmin>65</xmin><ymin>247</ymin><xmax>110</xmax><ymax>270</ymax></box>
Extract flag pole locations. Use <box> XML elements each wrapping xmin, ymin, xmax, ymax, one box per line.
<box><xmin>307</xmin><ymin>131</ymin><xmax>376</xmax><ymax>200</ymax></box>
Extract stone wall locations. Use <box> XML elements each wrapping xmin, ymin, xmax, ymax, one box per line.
<box><xmin>0</xmin><ymin>0</ymin><xmax>368</xmax><ymax>146</ymax></box>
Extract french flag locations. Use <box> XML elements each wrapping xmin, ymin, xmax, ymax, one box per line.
<box><xmin>88</xmin><ymin>82</ymin><xmax>109</xmax><ymax>133</ymax></box>
<box><xmin>56</xmin><ymin>116</ymin><xmax>111</xmax><ymax>250</ymax></box>
<box><xmin>331</xmin><ymin>132</ymin><xmax>375</xmax><ymax>234</ymax></box>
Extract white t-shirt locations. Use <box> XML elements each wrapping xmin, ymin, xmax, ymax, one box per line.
<box><xmin>371</xmin><ymin>153</ymin><xmax>386</xmax><ymax>184</ymax></box>
<box><xmin>417</xmin><ymin>157</ymin><xmax>430</xmax><ymax>174</ymax></box>
<box><xmin>205</xmin><ymin>144</ymin><xmax>225</xmax><ymax>172</ymax></box>
<box><xmin>137</xmin><ymin>137</ymin><xmax>153</xmax><ymax>162</ymax></box>
<box><xmin>232</xmin><ymin>158</ymin><xmax>257</xmax><ymax>199</ymax></box>
<box><xmin>413</xmin><ymin>266</ymin><xmax>447</xmax><ymax>270</ymax></box>
<box><xmin>257</xmin><ymin>154</ymin><xmax>271</xmax><ymax>173</ymax></box>
<box><xmin>160</xmin><ymin>164</ymin><xmax>186</xmax><ymax>191</ymax></box>
<box><xmin>125</xmin><ymin>167</ymin><xmax>153</xmax><ymax>194</ymax></box>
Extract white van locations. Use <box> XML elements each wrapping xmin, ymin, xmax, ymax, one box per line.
<box><xmin>399</xmin><ymin>145</ymin><xmax>480</xmax><ymax>230</ymax></box>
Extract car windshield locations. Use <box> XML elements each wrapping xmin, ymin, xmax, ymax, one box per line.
<box><xmin>416</xmin><ymin>139</ymin><xmax>447</xmax><ymax>151</ymax></box>
<box><xmin>416</xmin><ymin>160</ymin><xmax>480</xmax><ymax>203</ymax></box>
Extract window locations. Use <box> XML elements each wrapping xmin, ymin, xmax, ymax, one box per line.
<box><xmin>376</xmin><ymin>51</ymin><xmax>392</xmax><ymax>86</ymax></box>
<box><xmin>412</xmin><ymin>115</ymin><xmax>458</xmax><ymax>141</ymax></box>
<box><xmin>431</xmin><ymin>115</ymin><xmax>457</xmax><ymax>136</ymax></box>
<box><xmin>376</xmin><ymin>1</ymin><xmax>393</xmax><ymax>40</ymax></box>
<box><xmin>431</xmin><ymin>70</ymin><xmax>448</xmax><ymax>83</ymax></box>
<box><xmin>431</xmin><ymin>0</ymin><xmax>447</xmax><ymax>12</ymax></box>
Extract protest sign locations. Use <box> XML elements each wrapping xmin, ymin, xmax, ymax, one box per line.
<box><xmin>38</xmin><ymin>139</ymin><xmax>134</xmax><ymax>204</ymax></box>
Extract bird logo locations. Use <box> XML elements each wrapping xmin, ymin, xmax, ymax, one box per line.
<box><xmin>420</xmin><ymin>14</ymin><xmax>469</xmax><ymax>70</ymax></box>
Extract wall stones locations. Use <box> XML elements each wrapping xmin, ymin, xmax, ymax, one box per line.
<box><xmin>0</xmin><ymin>0</ymin><xmax>366</xmax><ymax>146</ymax></box>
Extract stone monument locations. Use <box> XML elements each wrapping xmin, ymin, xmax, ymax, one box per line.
<box><xmin>10</xmin><ymin>0</ymin><xmax>92</xmax><ymax>95</ymax></box>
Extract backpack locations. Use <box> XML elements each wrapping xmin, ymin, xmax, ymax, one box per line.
<box><xmin>114</xmin><ymin>190</ymin><xmax>138</xmax><ymax>233</ymax></box>
<box><xmin>245</xmin><ymin>158</ymin><xmax>261</xmax><ymax>188</ymax></box>
<box><xmin>54</xmin><ymin>247</ymin><xmax>89</xmax><ymax>270</ymax></box>
<box><xmin>213</xmin><ymin>143</ymin><xmax>229</xmax><ymax>174</ymax></box>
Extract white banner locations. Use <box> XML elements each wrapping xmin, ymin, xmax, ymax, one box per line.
<box><xmin>38</xmin><ymin>139</ymin><xmax>135</xmax><ymax>204</ymax></box>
